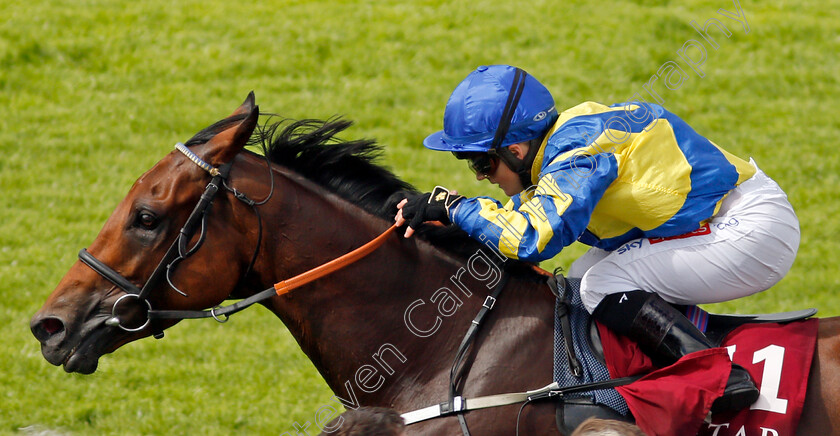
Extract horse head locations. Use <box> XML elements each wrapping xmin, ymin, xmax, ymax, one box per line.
<box><xmin>30</xmin><ymin>94</ymin><xmax>262</xmax><ymax>374</ymax></box>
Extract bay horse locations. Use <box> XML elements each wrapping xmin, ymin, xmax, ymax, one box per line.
<box><xmin>29</xmin><ymin>94</ymin><xmax>840</xmax><ymax>435</ymax></box>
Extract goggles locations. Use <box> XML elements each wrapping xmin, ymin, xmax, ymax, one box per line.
<box><xmin>452</xmin><ymin>151</ymin><xmax>500</xmax><ymax>177</ymax></box>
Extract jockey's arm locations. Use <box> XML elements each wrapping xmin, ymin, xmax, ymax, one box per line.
<box><xmin>450</xmin><ymin>152</ymin><xmax>617</xmax><ymax>262</ymax></box>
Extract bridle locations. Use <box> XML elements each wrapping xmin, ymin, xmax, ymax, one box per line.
<box><xmin>78</xmin><ymin>141</ymin><xmax>396</xmax><ymax>336</ymax></box>
<box><xmin>78</xmin><ymin>142</ymin><xmax>259</xmax><ymax>333</ymax></box>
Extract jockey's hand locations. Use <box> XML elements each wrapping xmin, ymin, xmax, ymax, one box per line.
<box><xmin>395</xmin><ymin>186</ymin><xmax>464</xmax><ymax>238</ymax></box>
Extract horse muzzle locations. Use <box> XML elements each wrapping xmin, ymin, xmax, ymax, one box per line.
<box><xmin>30</xmin><ymin>310</ymin><xmax>108</xmax><ymax>374</ymax></box>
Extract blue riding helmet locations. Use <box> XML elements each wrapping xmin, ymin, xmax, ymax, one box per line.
<box><xmin>423</xmin><ymin>65</ymin><xmax>558</xmax><ymax>152</ymax></box>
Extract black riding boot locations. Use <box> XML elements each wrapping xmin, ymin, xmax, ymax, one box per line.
<box><xmin>593</xmin><ymin>290</ymin><xmax>759</xmax><ymax>413</ymax></box>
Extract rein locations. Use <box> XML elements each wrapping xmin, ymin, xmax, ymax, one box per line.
<box><xmin>82</xmin><ymin>139</ymin><xmax>635</xmax><ymax>433</ymax></box>
<box><xmin>79</xmin><ymin>142</ymin><xmax>397</xmax><ymax>332</ymax></box>
<box><xmin>149</xmin><ymin>224</ymin><xmax>397</xmax><ymax>322</ymax></box>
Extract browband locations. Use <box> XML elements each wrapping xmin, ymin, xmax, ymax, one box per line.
<box><xmin>175</xmin><ymin>142</ymin><xmax>220</xmax><ymax>176</ymax></box>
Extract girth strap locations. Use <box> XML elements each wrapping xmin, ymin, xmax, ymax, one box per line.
<box><xmin>402</xmin><ymin>376</ymin><xmax>642</xmax><ymax>425</ymax></box>
<box><xmin>402</xmin><ymin>270</ymin><xmax>634</xmax><ymax>430</ymax></box>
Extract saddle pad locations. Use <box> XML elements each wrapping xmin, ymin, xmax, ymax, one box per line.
<box><xmin>554</xmin><ymin>279</ymin><xmax>629</xmax><ymax>416</ymax></box>
<box><xmin>600</xmin><ymin>319</ymin><xmax>818</xmax><ymax>436</ymax></box>
<box><xmin>699</xmin><ymin>320</ymin><xmax>818</xmax><ymax>436</ymax></box>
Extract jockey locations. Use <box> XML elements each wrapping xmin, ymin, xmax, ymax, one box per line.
<box><xmin>394</xmin><ymin>64</ymin><xmax>800</xmax><ymax>413</ymax></box>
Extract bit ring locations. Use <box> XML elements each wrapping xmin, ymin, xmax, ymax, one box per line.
<box><xmin>108</xmin><ymin>293</ymin><xmax>152</xmax><ymax>332</ymax></box>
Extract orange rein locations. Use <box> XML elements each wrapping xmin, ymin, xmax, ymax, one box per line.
<box><xmin>273</xmin><ymin>224</ymin><xmax>398</xmax><ymax>296</ymax></box>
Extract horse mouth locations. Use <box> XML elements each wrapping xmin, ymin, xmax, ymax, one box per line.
<box><xmin>34</xmin><ymin>285</ymin><xmax>155</xmax><ymax>374</ymax></box>
<box><xmin>60</xmin><ymin>320</ymin><xmax>111</xmax><ymax>374</ymax></box>
<box><xmin>41</xmin><ymin>311</ymin><xmax>127</xmax><ymax>375</ymax></box>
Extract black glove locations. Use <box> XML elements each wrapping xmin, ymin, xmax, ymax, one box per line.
<box><xmin>400</xmin><ymin>186</ymin><xmax>464</xmax><ymax>230</ymax></box>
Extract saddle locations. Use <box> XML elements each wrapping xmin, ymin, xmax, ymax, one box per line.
<box><xmin>585</xmin><ymin>305</ymin><xmax>817</xmax><ymax>366</ymax></box>
<box><xmin>552</xmin><ymin>275</ymin><xmax>817</xmax><ymax>434</ymax></box>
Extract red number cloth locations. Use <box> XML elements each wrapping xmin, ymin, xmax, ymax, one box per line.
<box><xmin>598</xmin><ymin>319</ymin><xmax>818</xmax><ymax>436</ymax></box>
<box><xmin>699</xmin><ymin>320</ymin><xmax>818</xmax><ymax>436</ymax></box>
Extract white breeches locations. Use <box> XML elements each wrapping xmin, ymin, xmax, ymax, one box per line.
<box><xmin>574</xmin><ymin>159</ymin><xmax>800</xmax><ymax>313</ymax></box>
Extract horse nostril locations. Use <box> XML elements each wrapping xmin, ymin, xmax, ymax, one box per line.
<box><xmin>43</xmin><ymin>318</ymin><xmax>63</xmax><ymax>335</ymax></box>
<box><xmin>32</xmin><ymin>317</ymin><xmax>66</xmax><ymax>344</ymax></box>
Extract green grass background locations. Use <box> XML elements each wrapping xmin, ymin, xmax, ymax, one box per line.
<box><xmin>2</xmin><ymin>0</ymin><xmax>839</xmax><ymax>434</ymax></box>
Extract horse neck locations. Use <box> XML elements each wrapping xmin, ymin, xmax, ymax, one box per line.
<box><xmin>234</xmin><ymin>154</ymin><xmax>526</xmax><ymax>406</ymax></box>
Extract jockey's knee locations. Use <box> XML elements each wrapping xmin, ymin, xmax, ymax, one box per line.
<box><xmin>579</xmin><ymin>263</ymin><xmax>638</xmax><ymax>313</ymax></box>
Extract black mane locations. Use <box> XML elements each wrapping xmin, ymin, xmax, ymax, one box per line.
<box><xmin>260</xmin><ymin>116</ymin><xmax>488</xmax><ymax>256</ymax></box>
<box><xmin>189</xmin><ymin>113</ymin><xmax>541</xmax><ymax>278</ymax></box>
<box><xmin>262</xmin><ymin>117</ymin><xmax>416</xmax><ymax>220</ymax></box>
<box><xmin>258</xmin><ymin>117</ymin><xmax>508</xmax><ymax>256</ymax></box>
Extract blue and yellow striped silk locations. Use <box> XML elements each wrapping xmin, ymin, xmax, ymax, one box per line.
<box><xmin>449</xmin><ymin>101</ymin><xmax>756</xmax><ymax>262</ymax></box>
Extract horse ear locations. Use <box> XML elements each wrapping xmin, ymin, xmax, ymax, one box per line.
<box><xmin>230</xmin><ymin>91</ymin><xmax>256</xmax><ymax>117</ymax></box>
<box><xmin>199</xmin><ymin>104</ymin><xmax>259</xmax><ymax>166</ymax></box>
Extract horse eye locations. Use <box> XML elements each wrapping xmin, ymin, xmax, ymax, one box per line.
<box><xmin>136</xmin><ymin>211</ymin><xmax>159</xmax><ymax>230</ymax></box>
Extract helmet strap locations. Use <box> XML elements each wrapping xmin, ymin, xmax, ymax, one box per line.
<box><xmin>488</xmin><ymin>67</ymin><xmax>541</xmax><ymax>190</ymax></box>
<box><xmin>520</xmin><ymin>136</ymin><xmax>544</xmax><ymax>188</ymax></box>
<box><xmin>494</xmin><ymin>134</ymin><xmax>546</xmax><ymax>189</ymax></box>
<box><xmin>489</xmin><ymin>68</ymin><xmax>526</xmax><ymax>151</ymax></box>
<box><xmin>480</xmin><ymin>67</ymin><xmax>548</xmax><ymax>190</ymax></box>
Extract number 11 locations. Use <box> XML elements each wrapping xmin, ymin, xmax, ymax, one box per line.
<box><xmin>725</xmin><ymin>344</ymin><xmax>789</xmax><ymax>414</ymax></box>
